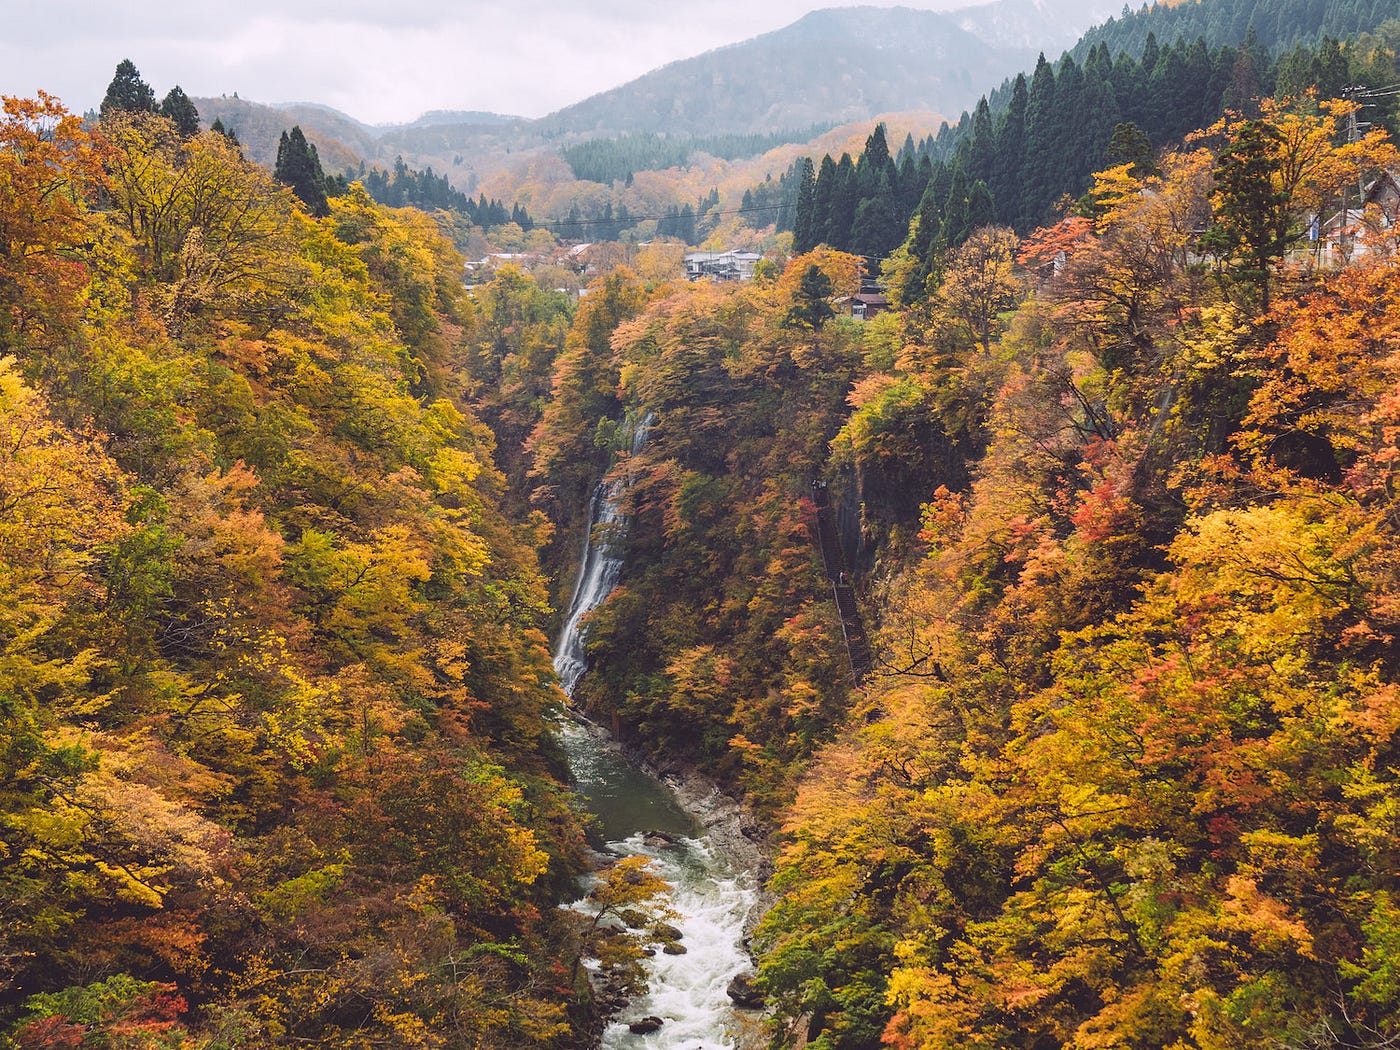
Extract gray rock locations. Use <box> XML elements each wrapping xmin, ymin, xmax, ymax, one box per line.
<box><xmin>726</xmin><ymin>972</ymin><xmax>764</xmax><ymax>1009</ymax></box>
<box><xmin>627</xmin><ymin>1015</ymin><xmax>664</xmax><ymax>1034</ymax></box>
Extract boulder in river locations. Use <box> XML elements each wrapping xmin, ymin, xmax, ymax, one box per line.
<box><xmin>726</xmin><ymin>972</ymin><xmax>765</xmax><ymax>1009</ymax></box>
<box><xmin>661</xmin><ymin>942</ymin><xmax>687</xmax><ymax>955</ymax></box>
<box><xmin>627</xmin><ymin>1016</ymin><xmax>664</xmax><ymax>1034</ymax></box>
<box><xmin>641</xmin><ymin>830</ymin><xmax>678</xmax><ymax>847</ymax></box>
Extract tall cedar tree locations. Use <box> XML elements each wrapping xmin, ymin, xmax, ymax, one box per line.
<box><xmin>273</xmin><ymin>125</ymin><xmax>330</xmax><ymax>217</ymax></box>
<box><xmin>100</xmin><ymin>59</ymin><xmax>156</xmax><ymax>117</ymax></box>
<box><xmin>1202</xmin><ymin>117</ymin><xmax>1290</xmax><ymax>309</ymax></box>
<box><xmin>158</xmin><ymin>87</ymin><xmax>200</xmax><ymax>137</ymax></box>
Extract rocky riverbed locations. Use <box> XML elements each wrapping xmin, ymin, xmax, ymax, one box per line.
<box><xmin>560</xmin><ymin>714</ymin><xmax>772</xmax><ymax>1049</ymax></box>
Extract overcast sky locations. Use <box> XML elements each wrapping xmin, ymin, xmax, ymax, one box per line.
<box><xmin>1</xmin><ymin>0</ymin><xmax>978</xmax><ymax>125</ymax></box>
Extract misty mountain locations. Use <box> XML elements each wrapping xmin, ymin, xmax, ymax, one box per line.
<box><xmin>194</xmin><ymin>96</ymin><xmax>384</xmax><ymax>170</ymax></box>
<box><xmin>955</xmin><ymin>0</ymin><xmax>1122</xmax><ymax>51</ymax></box>
<box><xmin>403</xmin><ymin>110</ymin><xmax>522</xmax><ymax>130</ymax></box>
<box><xmin>537</xmin><ymin>7</ymin><xmax>1036</xmax><ymax>139</ymax></box>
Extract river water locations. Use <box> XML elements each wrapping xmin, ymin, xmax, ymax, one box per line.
<box><xmin>552</xmin><ymin>416</ymin><xmax>763</xmax><ymax>1049</ymax></box>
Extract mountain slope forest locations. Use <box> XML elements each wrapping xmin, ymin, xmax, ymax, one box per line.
<box><xmin>6</xmin><ymin>9</ymin><xmax>1400</xmax><ymax>1050</ymax></box>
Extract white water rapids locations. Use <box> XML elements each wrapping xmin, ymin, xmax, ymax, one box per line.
<box><xmin>552</xmin><ymin>415</ymin><xmax>764</xmax><ymax>1049</ymax></box>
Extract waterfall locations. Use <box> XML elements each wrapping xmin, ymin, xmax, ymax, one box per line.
<box><xmin>553</xmin><ymin>413</ymin><xmax>653</xmax><ymax>698</ymax></box>
<box><xmin>552</xmin><ymin>413</ymin><xmax>764</xmax><ymax>1049</ymax></box>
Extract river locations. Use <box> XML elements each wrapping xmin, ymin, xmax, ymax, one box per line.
<box><xmin>552</xmin><ymin>416</ymin><xmax>765</xmax><ymax>1049</ymax></box>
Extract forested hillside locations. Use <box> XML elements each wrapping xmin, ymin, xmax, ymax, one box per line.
<box><xmin>1075</xmin><ymin>0</ymin><xmax>1398</xmax><ymax>61</ymax></box>
<box><xmin>465</xmin><ymin>59</ymin><xmax>1400</xmax><ymax>1048</ymax></box>
<box><xmin>0</xmin><ymin>89</ymin><xmax>623</xmax><ymax>1047</ymax></box>
<box><xmin>9</xmin><ymin>4</ymin><xmax>1400</xmax><ymax>1048</ymax></box>
<box><xmin>753</xmin><ymin>96</ymin><xmax>1400</xmax><ymax>1045</ymax></box>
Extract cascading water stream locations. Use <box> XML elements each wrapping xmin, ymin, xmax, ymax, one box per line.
<box><xmin>552</xmin><ymin>413</ymin><xmax>652</xmax><ymax>697</ymax></box>
<box><xmin>552</xmin><ymin>415</ymin><xmax>763</xmax><ymax>1050</ymax></box>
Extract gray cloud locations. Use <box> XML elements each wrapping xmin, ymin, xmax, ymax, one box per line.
<box><xmin>0</xmin><ymin>0</ymin><xmax>966</xmax><ymax>123</ymax></box>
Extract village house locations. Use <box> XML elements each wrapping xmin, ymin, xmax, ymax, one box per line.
<box><xmin>1314</xmin><ymin>169</ymin><xmax>1400</xmax><ymax>266</ymax></box>
<box><xmin>684</xmin><ymin>249</ymin><xmax>763</xmax><ymax>281</ymax></box>
<box><xmin>842</xmin><ymin>292</ymin><xmax>889</xmax><ymax>320</ymax></box>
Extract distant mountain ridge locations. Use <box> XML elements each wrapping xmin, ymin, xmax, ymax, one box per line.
<box><xmin>535</xmin><ymin>2</ymin><xmax>1115</xmax><ymax>139</ymax></box>
<box><xmin>956</xmin><ymin>0</ymin><xmax>1121</xmax><ymax>50</ymax></box>
<box><xmin>193</xmin><ymin>1</ymin><xmax>1120</xmax><ymax>195</ymax></box>
<box><xmin>538</xmin><ymin>7</ymin><xmax>1029</xmax><ymax>139</ymax></box>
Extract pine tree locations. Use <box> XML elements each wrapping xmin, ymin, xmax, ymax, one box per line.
<box><xmin>274</xmin><ymin>126</ymin><xmax>330</xmax><ymax>218</ymax></box>
<box><xmin>1141</xmin><ymin>31</ymin><xmax>1161</xmax><ymax>74</ymax></box>
<box><xmin>828</xmin><ymin>153</ymin><xmax>858</xmax><ymax>248</ymax></box>
<box><xmin>1106</xmin><ymin>122</ymin><xmax>1158</xmax><ymax>181</ymax></box>
<box><xmin>851</xmin><ymin>170</ymin><xmax>903</xmax><ymax>262</ymax></box>
<box><xmin>967</xmin><ymin>97</ymin><xmax>996</xmax><ymax>185</ymax></box>
<box><xmin>859</xmin><ymin>122</ymin><xmax>894</xmax><ymax>195</ymax></box>
<box><xmin>793</xmin><ymin>158</ymin><xmax>818</xmax><ymax>254</ymax></box>
<box><xmin>1313</xmin><ymin>36</ymin><xmax>1349</xmax><ymax>99</ymax></box>
<box><xmin>100</xmin><ymin>59</ymin><xmax>157</xmax><ymax>117</ymax></box>
<box><xmin>783</xmin><ymin>264</ymin><xmax>835</xmax><ymax>330</ymax></box>
<box><xmin>1201</xmin><ymin>118</ymin><xmax>1289</xmax><ymax>310</ymax></box>
<box><xmin>159</xmin><ymin>86</ymin><xmax>200</xmax><ymax>137</ymax></box>
<box><xmin>900</xmin><ymin>184</ymin><xmax>945</xmax><ymax>303</ymax></box>
<box><xmin>810</xmin><ymin>155</ymin><xmax>839</xmax><ymax>248</ymax></box>
<box><xmin>1022</xmin><ymin>54</ymin><xmax>1058</xmax><ymax>228</ymax></box>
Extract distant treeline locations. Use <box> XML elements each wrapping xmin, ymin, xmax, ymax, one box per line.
<box><xmin>351</xmin><ymin>158</ymin><xmax>535</xmax><ymax>229</ymax></box>
<box><xmin>546</xmin><ymin>188</ymin><xmax>723</xmax><ymax>243</ymax></box>
<box><xmin>1074</xmin><ymin>0</ymin><xmax>1398</xmax><ymax>62</ymax></box>
<box><xmin>560</xmin><ymin>126</ymin><xmax>835</xmax><ymax>184</ymax></box>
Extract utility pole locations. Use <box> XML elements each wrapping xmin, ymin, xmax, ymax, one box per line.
<box><xmin>1337</xmin><ymin>83</ymin><xmax>1400</xmax><ymax>264</ymax></box>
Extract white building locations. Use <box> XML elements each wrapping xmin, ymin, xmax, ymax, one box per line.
<box><xmin>684</xmin><ymin>250</ymin><xmax>763</xmax><ymax>281</ymax></box>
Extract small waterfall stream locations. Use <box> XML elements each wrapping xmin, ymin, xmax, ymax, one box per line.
<box><xmin>552</xmin><ymin>415</ymin><xmax>763</xmax><ymax>1049</ymax></box>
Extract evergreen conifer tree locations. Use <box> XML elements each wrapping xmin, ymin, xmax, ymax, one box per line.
<box><xmin>100</xmin><ymin>59</ymin><xmax>156</xmax><ymax>117</ymax></box>
<box><xmin>990</xmin><ymin>74</ymin><xmax>1028</xmax><ymax>228</ymax></box>
<box><xmin>274</xmin><ymin>126</ymin><xmax>330</xmax><ymax>217</ymax></box>
<box><xmin>1022</xmin><ymin>54</ymin><xmax>1059</xmax><ymax>227</ymax></box>
<box><xmin>968</xmin><ymin>97</ymin><xmax>996</xmax><ymax>184</ymax></box>
<box><xmin>783</xmin><ymin>265</ymin><xmax>835</xmax><ymax>330</ymax></box>
<box><xmin>1201</xmin><ymin>118</ymin><xmax>1289</xmax><ymax>309</ymax></box>
<box><xmin>793</xmin><ymin>158</ymin><xmax>818</xmax><ymax>253</ymax></box>
<box><xmin>851</xmin><ymin>170</ymin><xmax>904</xmax><ymax>262</ymax></box>
<box><xmin>828</xmin><ymin>153</ymin><xmax>858</xmax><ymax>248</ymax></box>
<box><xmin>159</xmin><ymin>86</ymin><xmax>200</xmax><ymax>137</ymax></box>
<box><xmin>209</xmin><ymin>117</ymin><xmax>240</xmax><ymax>149</ymax></box>
<box><xmin>810</xmin><ymin>155</ymin><xmax>839</xmax><ymax>248</ymax></box>
<box><xmin>859</xmin><ymin>123</ymin><xmax>894</xmax><ymax>193</ymax></box>
<box><xmin>1105</xmin><ymin>121</ymin><xmax>1157</xmax><ymax>177</ymax></box>
<box><xmin>900</xmin><ymin>184</ymin><xmax>945</xmax><ymax>303</ymax></box>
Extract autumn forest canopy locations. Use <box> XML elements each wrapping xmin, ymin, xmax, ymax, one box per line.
<box><xmin>5</xmin><ymin>8</ymin><xmax>1400</xmax><ymax>1048</ymax></box>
